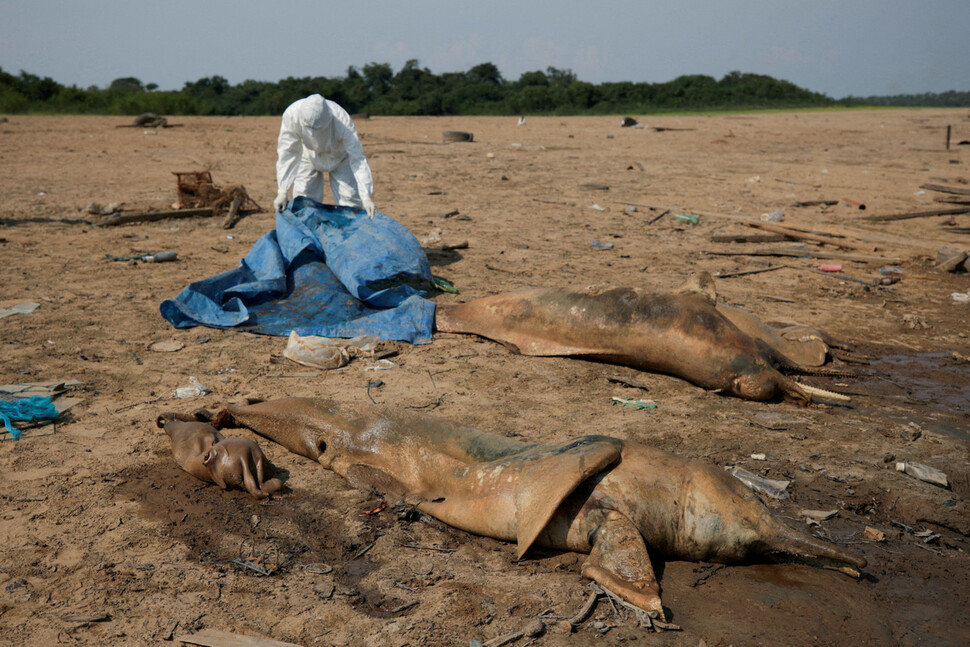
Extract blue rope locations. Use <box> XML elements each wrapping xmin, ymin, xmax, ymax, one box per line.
<box><xmin>0</xmin><ymin>396</ymin><xmax>60</xmax><ymax>440</ymax></box>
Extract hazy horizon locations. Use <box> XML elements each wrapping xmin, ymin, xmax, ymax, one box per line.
<box><xmin>2</xmin><ymin>0</ymin><xmax>968</xmax><ymax>100</ymax></box>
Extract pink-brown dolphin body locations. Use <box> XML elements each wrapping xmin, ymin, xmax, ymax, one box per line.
<box><xmin>205</xmin><ymin>397</ymin><xmax>866</xmax><ymax>620</ymax></box>
<box><xmin>435</xmin><ymin>273</ymin><xmax>846</xmax><ymax>403</ymax></box>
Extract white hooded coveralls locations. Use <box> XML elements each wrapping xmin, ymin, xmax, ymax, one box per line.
<box><xmin>276</xmin><ymin>94</ymin><xmax>373</xmax><ymax>208</ymax></box>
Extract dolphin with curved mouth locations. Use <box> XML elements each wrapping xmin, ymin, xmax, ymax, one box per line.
<box><xmin>435</xmin><ymin>272</ymin><xmax>851</xmax><ymax>403</ymax></box>
<box><xmin>200</xmin><ymin>397</ymin><xmax>867</xmax><ymax>621</ymax></box>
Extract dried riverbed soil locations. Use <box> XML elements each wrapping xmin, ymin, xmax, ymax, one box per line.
<box><xmin>1</xmin><ymin>110</ymin><xmax>969</xmax><ymax>646</ymax></box>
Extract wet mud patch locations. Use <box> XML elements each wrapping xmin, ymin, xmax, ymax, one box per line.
<box><xmin>850</xmin><ymin>346</ymin><xmax>970</xmax><ymax>424</ymax></box>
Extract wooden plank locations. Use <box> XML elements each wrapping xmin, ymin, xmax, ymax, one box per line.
<box><xmin>177</xmin><ymin>629</ymin><xmax>303</xmax><ymax>647</ymax></box>
<box><xmin>921</xmin><ymin>183</ymin><xmax>970</xmax><ymax>196</ymax></box>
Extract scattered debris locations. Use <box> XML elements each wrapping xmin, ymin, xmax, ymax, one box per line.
<box><xmin>99</xmin><ymin>170</ymin><xmax>263</xmax><ymax>228</ymax></box>
<box><xmin>589</xmin><ymin>240</ymin><xmax>613</xmax><ymax>249</ymax></box>
<box><xmin>895</xmin><ymin>461</ymin><xmax>950</xmax><ymax>488</ymax></box>
<box><xmin>175</xmin><ymin>628</ymin><xmax>302</xmax><ymax>647</ymax></box>
<box><xmin>364</xmin><ymin>359</ymin><xmax>397</xmax><ymax>371</ymax></box>
<box><xmin>605</xmin><ymin>375</ymin><xmax>650</xmax><ymax>391</ymax></box>
<box><xmin>283</xmin><ymin>331</ymin><xmax>379</xmax><ymax>370</ymax></box>
<box><xmin>442</xmin><ymin>131</ymin><xmax>474</xmax><ymax>143</ymax></box>
<box><xmin>863</xmin><ymin>527</ymin><xmax>887</xmax><ymax>542</ymax></box>
<box><xmin>85</xmin><ymin>201</ymin><xmax>123</xmax><ymax>215</ymax></box>
<box><xmin>105</xmin><ymin>251</ymin><xmax>177</xmax><ymax>262</ymax></box>
<box><xmin>750</xmin><ymin>453</ymin><xmax>767</xmax><ymax>461</ymax></box>
<box><xmin>116</xmin><ymin>113</ymin><xmax>179</xmax><ymax>129</ymax></box>
<box><xmin>620</xmin><ymin>117</ymin><xmax>641</xmax><ymax>128</ymax></box>
<box><xmin>935</xmin><ymin>248</ymin><xmax>969</xmax><ymax>273</ymax></box>
<box><xmin>865</xmin><ymin>205</ymin><xmax>970</xmax><ymax>222</ymax></box>
<box><xmin>610</xmin><ymin>397</ymin><xmax>657</xmax><ymax>410</ymax></box>
<box><xmin>173</xmin><ymin>376</ymin><xmax>211</xmax><ymax>399</ymax></box>
<box><xmin>801</xmin><ymin>509</ymin><xmax>839</xmax><ymax>522</ymax></box>
<box><xmin>729</xmin><ymin>466</ymin><xmax>790</xmax><ymax>499</ymax></box>
<box><xmin>760</xmin><ymin>209</ymin><xmax>784</xmax><ymax>223</ymax></box>
<box><xmin>0</xmin><ymin>396</ymin><xmax>60</xmax><ymax>440</ymax></box>
<box><xmin>421</xmin><ymin>227</ymin><xmax>443</xmax><ymax>244</ymax></box>
<box><xmin>674</xmin><ymin>213</ymin><xmax>700</xmax><ymax>226</ymax></box>
<box><xmin>0</xmin><ymin>302</ymin><xmax>40</xmax><ymax>320</ymax></box>
<box><xmin>817</xmin><ymin>264</ymin><xmax>843</xmax><ymax>273</ymax></box>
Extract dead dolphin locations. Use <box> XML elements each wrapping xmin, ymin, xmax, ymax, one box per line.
<box><xmin>435</xmin><ymin>272</ymin><xmax>848</xmax><ymax>403</ymax></box>
<box><xmin>157</xmin><ymin>413</ymin><xmax>283</xmax><ymax>498</ymax></box>
<box><xmin>203</xmin><ymin>437</ymin><xmax>284</xmax><ymax>499</ymax></box>
<box><xmin>203</xmin><ymin>397</ymin><xmax>866</xmax><ymax>619</ymax></box>
<box><xmin>157</xmin><ymin>413</ymin><xmax>223</xmax><ymax>482</ymax></box>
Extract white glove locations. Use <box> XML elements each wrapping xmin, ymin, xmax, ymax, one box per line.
<box><xmin>360</xmin><ymin>194</ymin><xmax>376</xmax><ymax>219</ymax></box>
<box><xmin>273</xmin><ymin>190</ymin><xmax>288</xmax><ymax>212</ymax></box>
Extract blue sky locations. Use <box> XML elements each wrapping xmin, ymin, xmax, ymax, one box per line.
<box><xmin>1</xmin><ymin>0</ymin><xmax>967</xmax><ymax>98</ymax></box>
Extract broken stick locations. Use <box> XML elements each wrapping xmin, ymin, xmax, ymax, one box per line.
<box><xmin>743</xmin><ymin>220</ymin><xmax>873</xmax><ymax>251</ymax></box>
<box><xmin>865</xmin><ymin>206</ymin><xmax>970</xmax><ymax>222</ymax></box>
<box><xmin>99</xmin><ymin>208</ymin><xmax>214</xmax><ymax>227</ymax></box>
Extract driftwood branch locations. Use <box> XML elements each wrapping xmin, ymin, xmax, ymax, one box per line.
<box><xmin>864</xmin><ymin>206</ymin><xmax>970</xmax><ymax>222</ymax></box>
<box><xmin>921</xmin><ymin>183</ymin><xmax>970</xmax><ymax>196</ymax></box>
<box><xmin>704</xmin><ymin>247</ymin><xmax>900</xmax><ymax>264</ymax></box>
<box><xmin>98</xmin><ymin>208</ymin><xmax>214</xmax><ymax>227</ymax></box>
<box><xmin>743</xmin><ymin>220</ymin><xmax>873</xmax><ymax>251</ymax></box>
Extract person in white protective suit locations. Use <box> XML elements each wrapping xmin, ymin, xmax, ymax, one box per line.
<box><xmin>273</xmin><ymin>94</ymin><xmax>376</xmax><ymax>218</ymax></box>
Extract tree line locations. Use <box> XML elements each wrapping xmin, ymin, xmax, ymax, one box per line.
<box><xmin>1</xmin><ymin>61</ymin><xmax>966</xmax><ymax>117</ymax></box>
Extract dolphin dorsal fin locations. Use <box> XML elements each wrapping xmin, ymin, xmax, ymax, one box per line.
<box><xmin>674</xmin><ymin>271</ymin><xmax>718</xmax><ymax>304</ymax></box>
<box><xmin>513</xmin><ymin>436</ymin><xmax>623</xmax><ymax>559</ymax></box>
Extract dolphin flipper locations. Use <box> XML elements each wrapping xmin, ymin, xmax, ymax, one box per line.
<box><xmin>581</xmin><ymin>510</ymin><xmax>666</xmax><ymax>621</ymax></box>
<box><xmin>513</xmin><ymin>436</ymin><xmax>623</xmax><ymax>559</ymax></box>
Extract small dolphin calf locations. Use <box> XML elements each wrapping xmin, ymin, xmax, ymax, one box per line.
<box><xmin>201</xmin><ymin>397</ymin><xmax>866</xmax><ymax>619</ymax></box>
<box><xmin>435</xmin><ymin>272</ymin><xmax>848</xmax><ymax>403</ymax></box>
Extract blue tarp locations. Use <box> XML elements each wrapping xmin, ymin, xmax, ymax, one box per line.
<box><xmin>160</xmin><ymin>197</ymin><xmax>436</xmax><ymax>344</ymax></box>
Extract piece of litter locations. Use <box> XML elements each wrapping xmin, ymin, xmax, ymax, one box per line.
<box><xmin>173</xmin><ymin>376</ymin><xmax>211</xmax><ymax>399</ymax></box>
<box><xmin>590</xmin><ymin>241</ymin><xmax>614</xmax><ymax>250</ymax></box>
<box><xmin>863</xmin><ymin>526</ymin><xmax>886</xmax><ymax>542</ymax></box>
<box><xmin>729</xmin><ymin>466</ymin><xmax>790</xmax><ymax>499</ymax></box>
<box><xmin>801</xmin><ymin>509</ymin><xmax>838</xmax><ymax>522</ymax></box>
<box><xmin>0</xmin><ymin>396</ymin><xmax>60</xmax><ymax>440</ymax></box>
<box><xmin>750</xmin><ymin>453</ymin><xmax>767</xmax><ymax>461</ymax></box>
<box><xmin>589</xmin><ymin>204</ymin><xmax>606</xmax><ymax>211</ymax></box>
<box><xmin>674</xmin><ymin>213</ymin><xmax>699</xmax><ymax>226</ymax></box>
<box><xmin>816</xmin><ymin>264</ymin><xmax>843</xmax><ymax>272</ymax></box>
<box><xmin>610</xmin><ymin>397</ymin><xmax>657</xmax><ymax>410</ymax></box>
<box><xmin>0</xmin><ymin>302</ymin><xmax>40</xmax><ymax>320</ymax></box>
<box><xmin>283</xmin><ymin>331</ymin><xmax>378</xmax><ymax>370</ymax></box>
<box><xmin>895</xmin><ymin>461</ymin><xmax>949</xmax><ymax>488</ymax></box>
<box><xmin>365</xmin><ymin>359</ymin><xmax>397</xmax><ymax>371</ymax></box>
<box><xmin>760</xmin><ymin>210</ymin><xmax>784</xmax><ymax>223</ymax></box>
<box><xmin>951</xmin><ymin>292</ymin><xmax>970</xmax><ymax>304</ymax></box>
